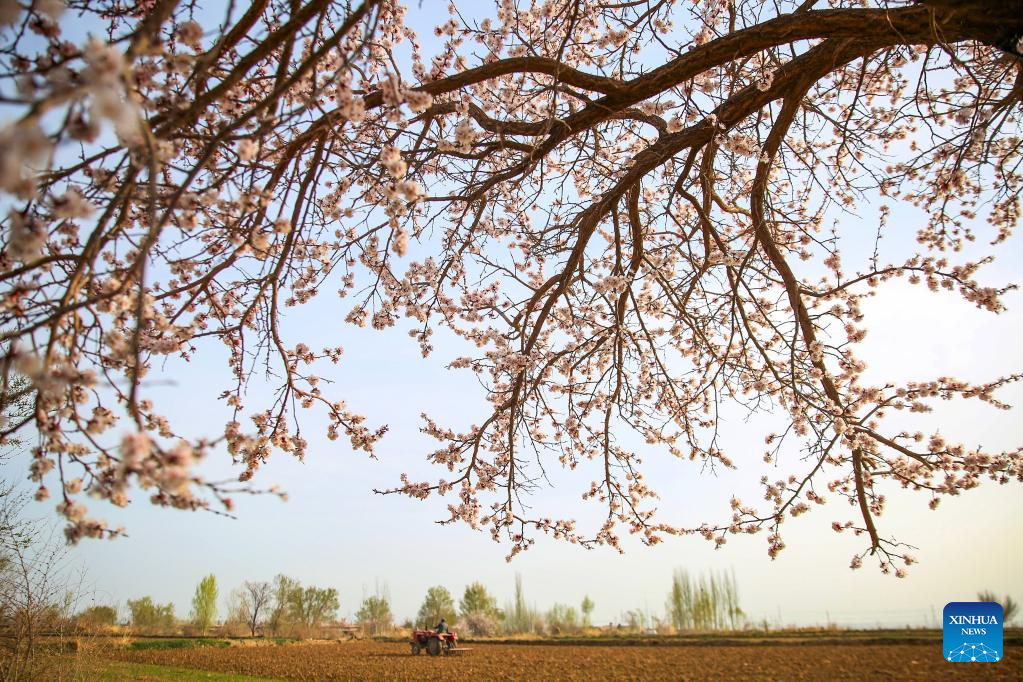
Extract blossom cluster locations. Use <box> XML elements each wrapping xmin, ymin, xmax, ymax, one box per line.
<box><xmin>0</xmin><ymin>0</ymin><xmax>1019</xmax><ymax>577</ymax></box>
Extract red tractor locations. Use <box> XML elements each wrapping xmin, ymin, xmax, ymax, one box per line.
<box><xmin>409</xmin><ymin>628</ymin><xmax>463</xmax><ymax>656</ymax></box>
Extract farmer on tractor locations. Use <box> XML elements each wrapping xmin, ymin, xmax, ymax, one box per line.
<box><xmin>410</xmin><ymin>619</ymin><xmax>468</xmax><ymax>656</ymax></box>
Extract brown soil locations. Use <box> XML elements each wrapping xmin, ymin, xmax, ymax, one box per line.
<box><xmin>108</xmin><ymin>640</ymin><xmax>1021</xmax><ymax>680</ymax></box>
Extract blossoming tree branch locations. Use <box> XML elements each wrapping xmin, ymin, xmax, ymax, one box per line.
<box><xmin>0</xmin><ymin>0</ymin><xmax>1021</xmax><ymax>574</ymax></box>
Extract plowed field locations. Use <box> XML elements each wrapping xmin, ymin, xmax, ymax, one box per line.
<box><xmin>107</xmin><ymin>640</ymin><xmax>1022</xmax><ymax>680</ymax></box>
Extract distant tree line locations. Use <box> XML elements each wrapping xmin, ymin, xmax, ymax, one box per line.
<box><xmin>119</xmin><ymin>573</ymin><xmax>340</xmax><ymax>638</ymax></box>
<box><xmin>69</xmin><ymin>570</ymin><xmax>1023</xmax><ymax>639</ymax></box>
<box><xmin>113</xmin><ymin>570</ymin><xmax>744</xmax><ymax>638</ymax></box>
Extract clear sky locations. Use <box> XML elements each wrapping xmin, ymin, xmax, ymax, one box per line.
<box><xmin>51</xmin><ymin>272</ymin><xmax>1023</xmax><ymax>629</ymax></box>
<box><xmin>7</xmin><ymin>1</ymin><xmax>1023</xmax><ymax>630</ymax></box>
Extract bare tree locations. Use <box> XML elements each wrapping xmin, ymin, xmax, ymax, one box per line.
<box><xmin>977</xmin><ymin>590</ymin><xmax>1019</xmax><ymax>623</ymax></box>
<box><xmin>241</xmin><ymin>581</ymin><xmax>272</xmax><ymax>637</ymax></box>
<box><xmin>0</xmin><ymin>485</ymin><xmax>79</xmax><ymax>681</ymax></box>
<box><xmin>0</xmin><ymin>0</ymin><xmax>1020</xmax><ymax>578</ymax></box>
<box><xmin>0</xmin><ymin>382</ymin><xmax>84</xmax><ymax>679</ymax></box>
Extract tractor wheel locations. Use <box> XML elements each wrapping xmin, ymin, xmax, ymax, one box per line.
<box><xmin>426</xmin><ymin>637</ymin><xmax>442</xmax><ymax>656</ymax></box>
<box><xmin>411</xmin><ymin>643</ymin><xmax>421</xmax><ymax>655</ymax></box>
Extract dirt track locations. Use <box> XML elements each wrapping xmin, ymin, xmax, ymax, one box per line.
<box><xmin>109</xmin><ymin>640</ymin><xmax>1022</xmax><ymax>680</ymax></box>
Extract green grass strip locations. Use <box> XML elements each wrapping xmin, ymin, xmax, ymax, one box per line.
<box><xmin>128</xmin><ymin>638</ymin><xmax>232</xmax><ymax>651</ymax></box>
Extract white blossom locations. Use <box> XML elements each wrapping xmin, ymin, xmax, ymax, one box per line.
<box><xmin>454</xmin><ymin>119</ymin><xmax>475</xmax><ymax>148</ymax></box>
<box><xmin>405</xmin><ymin>89</ymin><xmax>434</xmax><ymax>113</ymax></box>
<box><xmin>177</xmin><ymin>20</ymin><xmax>203</xmax><ymax>49</ymax></box>
<box><xmin>392</xmin><ymin>228</ymin><xmax>409</xmax><ymax>257</ymax></box>
<box><xmin>380</xmin><ymin>145</ymin><xmax>406</xmax><ymax>178</ymax></box>
<box><xmin>236</xmin><ymin>139</ymin><xmax>258</xmax><ymax>161</ymax></box>
<box><xmin>51</xmin><ymin>187</ymin><xmax>95</xmax><ymax>219</ymax></box>
<box><xmin>5</xmin><ymin>210</ymin><xmax>46</xmax><ymax>261</ymax></box>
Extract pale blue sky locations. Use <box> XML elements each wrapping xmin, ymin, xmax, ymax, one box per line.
<box><xmin>55</xmin><ymin>272</ymin><xmax>1022</xmax><ymax>628</ymax></box>
<box><xmin>6</xmin><ymin>1</ymin><xmax>1023</xmax><ymax>629</ymax></box>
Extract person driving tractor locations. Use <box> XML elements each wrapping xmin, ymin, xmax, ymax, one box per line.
<box><xmin>435</xmin><ymin>618</ymin><xmax>448</xmax><ymax>633</ymax></box>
